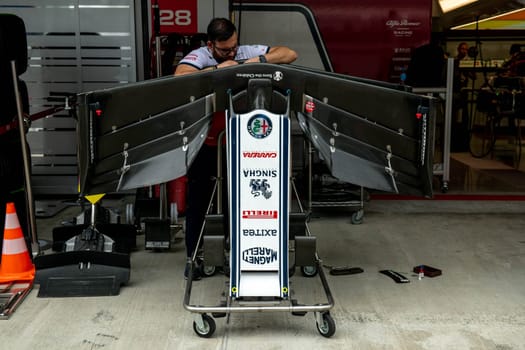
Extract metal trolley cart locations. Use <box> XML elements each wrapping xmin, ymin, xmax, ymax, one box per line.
<box><xmin>75</xmin><ymin>63</ymin><xmax>435</xmax><ymax>340</ymax></box>
<box><xmin>184</xmin><ymin>81</ymin><xmax>336</xmax><ymax>338</ymax></box>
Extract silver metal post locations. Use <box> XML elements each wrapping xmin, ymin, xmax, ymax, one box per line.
<box><xmin>159</xmin><ymin>182</ymin><xmax>167</xmax><ymax>219</ymax></box>
<box><xmin>155</xmin><ymin>36</ymin><xmax>162</xmax><ymax>78</ymax></box>
<box><xmin>153</xmin><ymin>0</ymin><xmax>162</xmax><ymax>79</ymax></box>
<box><xmin>153</xmin><ymin>3</ymin><xmax>166</xmax><ymax>220</ymax></box>
<box><xmin>11</xmin><ymin>60</ymin><xmax>39</xmax><ymax>256</ymax></box>
<box><xmin>308</xmin><ymin>141</ymin><xmax>313</xmax><ymax>211</ymax></box>
<box><xmin>216</xmin><ymin>130</ymin><xmax>226</xmax><ymax>214</ymax></box>
<box><xmin>90</xmin><ymin>202</ymin><xmax>96</xmax><ymax>226</ymax></box>
<box><xmin>443</xmin><ymin>57</ymin><xmax>454</xmax><ymax>186</ymax></box>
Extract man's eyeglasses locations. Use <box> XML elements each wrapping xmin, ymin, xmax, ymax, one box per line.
<box><xmin>213</xmin><ymin>44</ymin><xmax>238</xmax><ymax>56</ymax></box>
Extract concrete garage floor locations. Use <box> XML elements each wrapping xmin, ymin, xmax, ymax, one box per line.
<box><xmin>1</xmin><ymin>199</ymin><xmax>525</xmax><ymax>349</ymax></box>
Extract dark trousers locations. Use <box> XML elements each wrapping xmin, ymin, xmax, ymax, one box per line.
<box><xmin>184</xmin><ymin>144</ymin><xmax>228</xmax><ymax>259</ymax></box>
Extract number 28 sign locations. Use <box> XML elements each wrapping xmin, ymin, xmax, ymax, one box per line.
<box><xmin>155</xmin><ymin>0</ymin><xmax>197</xmax><ymax>34</ymax></box>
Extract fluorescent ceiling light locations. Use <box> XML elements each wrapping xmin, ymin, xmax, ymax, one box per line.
<box><xmin>451</xmin><ymin>8</ymin><xmax>525</xmax><ymax>29</ymax></box>
<box><xmin>439</xmin><ymin>0</ymin><xmax>478</xmax><ymax>13</ymax></box>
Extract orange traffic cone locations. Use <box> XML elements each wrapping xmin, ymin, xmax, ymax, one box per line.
<box><xmin>0</xmin><ymin>202</ymin><xmax>35</xmax><ymax>283</ymax></box>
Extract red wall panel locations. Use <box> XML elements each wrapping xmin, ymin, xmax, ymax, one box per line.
<box><xmin>241</xmin><ymin>0</ymin><xmax>432</xmax><ymax>82</ymax></box>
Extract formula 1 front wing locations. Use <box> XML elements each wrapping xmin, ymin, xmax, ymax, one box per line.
<box><xmin>77</xmin><ymin>64</ymin><xmax>436</xmax><ymax>197</ymax></box>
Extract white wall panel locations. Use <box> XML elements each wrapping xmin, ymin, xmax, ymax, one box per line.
<box><xmin>1</xmin><ymin>0</ymin><xmax>139</xmax><ymax>195</ymax></box>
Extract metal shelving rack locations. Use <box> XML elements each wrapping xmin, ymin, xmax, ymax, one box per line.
<box><xmin>412</xmin><ymin>57</ymin><xmax>454</xmax><ymax>193</ymax></box>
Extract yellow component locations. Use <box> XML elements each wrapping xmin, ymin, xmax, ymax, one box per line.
<box><xmin>231</xmin><ymin>286</ymin><xmax>238</xmax><ymax>293</ymax></box>
<box><xmin>85</xmin><ymin>193</ymin><xmax>106</xmax><ymax>204</ymax></box>
<box><xmin>282</xmin><ymin>286</ymin><xmax>288</xmax><ymax>294</ymax></box>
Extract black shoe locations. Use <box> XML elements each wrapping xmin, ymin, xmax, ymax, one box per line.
<box><xmin>184</xmin><ymin>261</ymin><xmax>202</xmax><ymax>281</ymax></box>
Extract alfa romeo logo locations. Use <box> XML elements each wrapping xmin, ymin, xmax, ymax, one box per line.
<box><xmin>247</xmin><ymin>114</ymin><xmax>272</xmax><ymax>139</ymax></box>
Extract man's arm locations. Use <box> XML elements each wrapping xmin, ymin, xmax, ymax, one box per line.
<box><xmin>175</xmin><ymin>45</ymin><xmax>298</xmax><ymax>75</ymax></box>
<box><xmin>244</xmin><ymin>46</ymin><xmax>298</xmax><ymax>64</ymax></box>
<box><xmin>175</xmin><ymin>61</ymin><xmax>240</xmax><ymax>76</ymax></box>
<box><xmin>174</xmin><ymin>64</ymin><xmax>199</xmax><ymax>76</ymax></box>
<box><xmin>175</xmin><ymin>60</ymin><xmax>242</xmax><ymax>76</ymax></box>
<box><xmin>175</xmin><ymin>63</ymin><xmax>220</xmax><ymax>76</ymax></box>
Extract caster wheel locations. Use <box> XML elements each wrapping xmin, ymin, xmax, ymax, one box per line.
<box><xmin>301</xmin><ymin>265</ymin><xmax>318</xmax><ymax>277</ymax></box>
<box><xmin>125</xmin><ymin>203</ymin><xmax>134</xmax><ymax>225</ymax></box>
<box><xmin>351</xmin><ymin>209</ymin><xmax>364</xmax><ymax>225</ymax></box>
<box><xmin>316</xmin><ymin>312</ymin><xmax>336</xmax><ymax>338</ymax></box>
<box><xmin>193</xmin><ymin>314</ymin><xmax>216</xmax><ymax>338</ymax></box>
<box><xmin>202</xmin><ymin>265</ymin><xmax>216</xmax><ymax>277</ymax></box>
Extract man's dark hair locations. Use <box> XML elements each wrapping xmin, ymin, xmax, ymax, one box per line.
<box><xmin>207</xmin><ymin>18</ymin><xmax>237</xmax><ymax>42</ymax></box>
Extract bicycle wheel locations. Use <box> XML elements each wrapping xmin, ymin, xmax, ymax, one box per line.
<box><xmin>469</xmin><ymin>110</ymin><xmax>496</xmax><ymax>158</ymax></box>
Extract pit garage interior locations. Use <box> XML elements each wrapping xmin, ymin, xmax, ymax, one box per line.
<box><xmin>1</xmin><ymin>0</ymin><xmax>525</xmax><ymax>349</ymax></box>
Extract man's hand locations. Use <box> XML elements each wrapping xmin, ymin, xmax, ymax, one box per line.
<box><xmin>243</xmin><ymin>46</ymin><xmax>298</xmax><ymax>65</ymax></box>
<box><xmin>246</xmin><ymin>47</ymin><xmax>297</xmax><ymax>64</ymax></box>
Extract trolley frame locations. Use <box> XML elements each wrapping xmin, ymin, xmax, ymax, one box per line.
<box><xmin>183</xmin><ymin>87</ymin><xmax>336</xmax><ymax>338</ymax></box>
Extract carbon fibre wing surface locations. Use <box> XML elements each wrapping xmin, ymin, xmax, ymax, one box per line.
<box><xmin>77</xmin><ymin>64</ymin><xmax>436</xmax><ymax>197</ymax></box>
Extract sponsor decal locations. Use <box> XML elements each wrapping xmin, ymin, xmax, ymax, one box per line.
<box><xmin>242</xmin><ymin>247</ymin><xmax>278</xmax><ymax>264</ymax></box>
<box><xmin>394</xmin><ymin>48</ymin><xmax>411</xmax><ymax>54</ymax></box>
<box><xmin>273</xmin><ymin>71</ymin><xmax>283</xmax><ymax>81</ymax></box>
<box><xmin>242</xmin><ymin>210</ymin><xmax>278</xmax><ymax>219</ymax></box>
<box><xmin>242</xmin><ymin>151</ymin><xmax>277</xmax><ymax>158</ymax></box>
<box><xmin>242</xmin><ymin>228</ymin><xmax>278</xmax><ymax>236</ymax></box>
<box><xmin>247</xmin><ymin>114</ymin><xmax>272</xmax><ymax>139</ymax></box>
<box><xmin>385</xmin><ymin>19</ymin><xmax>421</xmax><ymax>28</ymax></box>
<box><xmin>249</xmin><ymin>179</ymin><xmax>272</xmax><ymax>199</ymax></box>
<box><xmin>184</xmin><ymin>53</ymin><xmax>198</xmax><ymax>61</ymax></box>
<box><xmin>305</xmin><ymin>100</ymin><xmax>315</xmax><ymax>113</ymax></box>
<box><xmin>386</xmin><ymin>18</ymin><xmax>421</xmax><ymax>38</ymax></box>
<box><xmin>242</xmin><ymin>169</ymin><xmax>277</xmax><ymax>177</ymax></box>
<box><xmin>236</xmin><ymin>73</ymin><xmax>274</xmax><ymax>79</ymax></box>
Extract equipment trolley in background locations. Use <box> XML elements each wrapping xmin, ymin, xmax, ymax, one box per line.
<box><xmin>306</xmin><ymin>142</ymin><xmax>367</xmax><ymax>225</ymax></box>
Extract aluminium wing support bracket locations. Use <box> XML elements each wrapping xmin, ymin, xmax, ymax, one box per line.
<box><xmin>384</xmin><ymin>145</ymin><xmax>399</xmax><ymax>193</ymax></box>
<box><xmin>178</xmin><ymin>119</ymin><xmax>190</xmax><ymax>171</ymax></box>
<box><xmin>329</xmin><ymin>122</ymin><xmax>339</xmax><ymax>153</ymax></box>
<box><xmin>116</xmin><ymin>143</ymin><xmax>130</xmax><ymax>192</ymax></box>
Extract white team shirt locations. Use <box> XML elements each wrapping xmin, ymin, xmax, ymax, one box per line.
<box><xmin>179</xmin><ymin>45</ymin><xmax>269</xmax><ymax>70</ymax></box>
